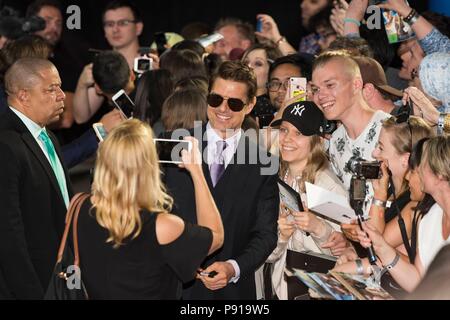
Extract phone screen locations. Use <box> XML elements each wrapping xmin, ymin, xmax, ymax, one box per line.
<box><xmin>256</xmin><ymin>18</ymin><xmax>263</xmax><ymax>33</ymax></box>
<box><xmin>113</xmin><ymin>91</ymin><xmax>135</xmax><ymax>118</ymax></box>
<box><xmin>93</xmin><ymin>123</ymin><xmax>107</xmax><ymax>141</ymax></box>
<box><xmin>154</xmin><ymin>139</ymin><xmax>191</xmax><ymax>164</ymax></box>
<box><xmin>289</xmin><ymin>77</ymin><xmax>307</xmax><ymax>101</ymax></box>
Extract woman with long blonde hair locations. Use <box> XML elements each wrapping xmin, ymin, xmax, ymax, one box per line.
<box><xmin>77</xmin><ymin>119</ymin><xmax>223</xmax><ymax>299</ymax></box>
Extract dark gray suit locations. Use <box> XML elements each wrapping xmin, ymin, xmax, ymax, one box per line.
<box><xmin>163</xmin><ymin>126</ymin><xmax>279</xmax><ymax>299</ymax></box>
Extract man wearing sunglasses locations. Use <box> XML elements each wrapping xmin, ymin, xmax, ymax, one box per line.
<box><xmin>163</xmin><ymin>61</ymin><xmax>279</xmax><ymax>300</ymax></box>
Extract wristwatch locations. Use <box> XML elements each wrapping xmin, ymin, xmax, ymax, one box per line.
<box><xmin>384</xmin><ymin>253</ymin><xmax>401</xmax><ymax>270</ymax></box>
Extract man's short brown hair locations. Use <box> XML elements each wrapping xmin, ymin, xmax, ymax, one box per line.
<box><xmin>215</xmin><ymin>17</ymin><xmax>255</xmax><ymax>44</ymax></box>
<box><xmin>209</xmin><ymin>61</ymin><xmax>257</xmax><ymax>102</ymax></box>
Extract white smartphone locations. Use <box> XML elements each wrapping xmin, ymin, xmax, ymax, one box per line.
<box><xmin>197</xmin><ymin>33</ymin><xmax>224</xmax><ymax>48</ymax></box>
<box><xmin>288</xmin><ymin>77</ymin><xmax>307</xmax><ymax>101</ymax></box>
<box><xmin>133</xmin><ymin>56</ymin><xmax>152</xmax><ymax>74</ymax></box>
<box><xmin>153</xmin><ymin>138</ymin><xmax>192</xmax><ymax>164</ymax></box>
<box><xmin>112</xmin><ymin>89</ymin><xmax>135</xmax><ymax>119</ymax></box>
<box><xmin>92</xmin><ymin>123</ymin><xmax>107</xmax><ymax>142</ymax></box>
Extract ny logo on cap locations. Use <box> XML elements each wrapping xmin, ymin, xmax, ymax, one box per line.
<box><xmin>290</xmin><ymin>105</ymin><xmax>305</xmax><ymax>117</ymax></box>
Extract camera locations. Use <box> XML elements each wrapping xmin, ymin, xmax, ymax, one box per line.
<box><xmin>323</xmin><ymin>119</ymin><xmax>338</xmax><ymax>135</ymax></box>
<box><xmin>133</xmin><ymin>56</ymin><xmax>152</xmax><ymax>74</ymax></box>
<box><xmin>345</xmin><ymin>156</ymin><xmax>381</xmax><ymax>179</ymax></box>
<box><xmin>0</xmin><ymin>7</ymin><xmax>45</xmax><ymax>40</ymax></box>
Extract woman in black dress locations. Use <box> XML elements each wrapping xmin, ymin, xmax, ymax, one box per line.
<box><xmin>77</xmin><ymin>119</ymin><xmax>224</xmax><ymax>299</ymax></box>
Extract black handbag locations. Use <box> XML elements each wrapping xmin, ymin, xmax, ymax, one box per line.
<box><xmin>44</xmin><ymin>193</ymin><xmax>90</xmax><ymax>300</ymax></box>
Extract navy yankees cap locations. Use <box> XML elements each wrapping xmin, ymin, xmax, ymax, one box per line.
<box><xmin>270</xmin><ymin>101</ymin><xmax>325</xmax><ymax>136</ymax></box>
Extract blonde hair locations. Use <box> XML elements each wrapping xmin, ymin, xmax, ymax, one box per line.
<box><xmin>91</xmin><ymin>119</ymin><xmax>173</xmax><ymax>248</ymax></box>
<box><xmin>382</xmin><ymin>116</ymin><xmax>434</xmax><ymax>155</ymax></box>
<box><xmin>382</xmin><ymin>116</ymin><xmax>434</xmax><ymax>192</ymax></box>
<box><xmin>422</xmin><ymin>135</ymin><xmax>450</xmax><ymax>186</ymax></box>
<box><xmin>280</xmin><ymin>135</ymin><xmax>328</xmax><ymax>193</ymax></box>
<box><xmin>312</xmin><ymin>50</ymin><xmax>361</xmax><ymax>80</ymax></box>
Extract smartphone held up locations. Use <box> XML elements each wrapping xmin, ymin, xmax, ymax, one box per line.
<box><xmin>112</xmin><ymin>89</ymin><xmax>135</xmax><ymax>119</ymax></box>
<box><xmin>154</xmin><ymin>138</ymin><xmax>192</xmax><ymax>164</ymax></box>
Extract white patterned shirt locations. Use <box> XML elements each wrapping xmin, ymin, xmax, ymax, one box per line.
<box><xmin>329</xmin><ymin>111</ymin><xmax>390</xmax><ymax>192</ymax></box>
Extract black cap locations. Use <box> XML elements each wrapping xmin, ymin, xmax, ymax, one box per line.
<box><xmin>270</xmin><ymin>101</ymin><xmax>325</xmax><ymax>136</ymax></box>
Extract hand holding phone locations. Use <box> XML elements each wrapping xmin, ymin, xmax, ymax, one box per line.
<box><xmin>112</xmin><ymin>89</ymin><xmax>135</xmax><ymax>119</ymax></box>
<box><xmin>92</xmin><ymin>123</ymin><xmax>107</xmax><ymax>142</ymax></box>
<box><xmin>154</xmin><ymin>138</ymin><xmax>193</xmax><ymax>164</ymax></box>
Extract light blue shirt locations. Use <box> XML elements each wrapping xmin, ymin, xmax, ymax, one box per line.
<box><xmin>206</xmin><ymin>121</ymin><xmax>242</xmax><ymax>283</ymax></box>
<box><xmin>10</xmin><ymin>106</ymin><xmax>69</xmax><ymax>208</ymax></box>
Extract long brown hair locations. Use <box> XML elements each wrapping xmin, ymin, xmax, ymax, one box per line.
<box><xmin>280</xmin><ymin>135</ymin><xmax>328</xmax><ymax>193</ymax></box>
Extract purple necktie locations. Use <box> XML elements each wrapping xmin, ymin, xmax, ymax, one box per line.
<box><xmin>210</xmin><ymin>140</ymin><xmax>227</xmax><ymax>187</ymax></box>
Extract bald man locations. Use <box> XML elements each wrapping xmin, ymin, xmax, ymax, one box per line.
<box><xmin>0</xmin><ymin>58</ymin><xmax>73</xmax><ymax>299</ymax></box>
<box><xmin>310</xmin><ymin>51</ymin><xmax>391</xmax><ymax>191</ymax></box>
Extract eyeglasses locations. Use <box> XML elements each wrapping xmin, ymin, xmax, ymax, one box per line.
<box><xmin>266</xmin><ymin>79</ymin><xmax>289</xmax><ymax>92</ymax></box>
<box><xmin>207</xmin><ymin>93</ymin><xmax>247</xmax><ymax>112</ymax></box>
<box><xmin>103</xmin><ymin>19</ymin><xmax>137</xmax><ymax>28</ymax></box>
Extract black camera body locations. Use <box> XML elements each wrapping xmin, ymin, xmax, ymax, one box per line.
<box><xmin>323</xmin><ymin>119</ymin><xmax>338</xmax><ymax>135</ymax></box>
<box><xmin>0</xmin><ymin>7</ymin><xmax>45</xmax><ymax>40</ymax></box>
<box><xmin>346</xmin><ymin>156</ymin><xmax>381</xmax><ymax>179</ymax></box>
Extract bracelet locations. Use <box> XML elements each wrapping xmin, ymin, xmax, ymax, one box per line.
<box><xmin>275</xmin><ymin>36</ymin><xmax>286</xmax><ymax>46</ymax></box>
<box><xmin>372</xmin><ymin>198</ymin><xmax>387</xmax><ymax>208</ymax></box>
<box><xmin>409</xmin><ymin>12</ymin><xmax>420</xmax><ymax>26</ymax></box>
<box><xmin>404</xmin><ymin>8</ymin><xmax>416</xmax><ymax>21</ymax></box>
<box><xmin>383</xmin><ymin>252</ymin><xmax>401</xmax><ymax>270</ymax></box>
<box><xmin>355</xmin><ymin>259</ymin><xmax>364</xmax><ymax>275</ymax></box>
<box><xmin>343</xmin><ymin>18</ymin><xmax>361</xmax><ymax>27</ymax></box>
<box><xmin>437</xmin><ymin>113</ymin><xmax>446</xmax><ymax>135</ymax></box>
<box><xmin>404</xmin><ymin>8</ymin><xmax>420</xmax><ymax>25</ymax></box>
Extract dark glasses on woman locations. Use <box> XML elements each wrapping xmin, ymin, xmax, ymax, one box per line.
<box><xmin>207</xmin><ymin>93</ymin><xmax>247</xmax><ymax>112</ymax></box>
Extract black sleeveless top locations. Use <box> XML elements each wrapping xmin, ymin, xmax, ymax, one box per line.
<box><xmin>77</xmin><ymin>199</ymin><xmax>212</xmax><ymax>299</ymax></box>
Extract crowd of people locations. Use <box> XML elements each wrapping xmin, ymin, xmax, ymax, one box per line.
<box><xmin>0</xmin><ymin>0</ymin><xmax>449</xmax><ymax>300</ymax></box>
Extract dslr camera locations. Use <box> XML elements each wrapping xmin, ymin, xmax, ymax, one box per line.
<box><xmin>0</xmin><ymin>7</ymin><xmax>45</xmax><ymax>40</ymax></box>
<box><xmin>133</xmin><ymin>56</ymin><xmax>152</xmax><ymax>74</ymax></box>
<box><xmin>345</xmin><ymin>156</ymin><xmax>381</xmax><ymax>179</ymax></box>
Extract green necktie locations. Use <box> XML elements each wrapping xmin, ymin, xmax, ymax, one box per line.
<box><xmin>39</xmin><ymin>129</ymin><xmax>69</xmax><ymax>207</ymax></box>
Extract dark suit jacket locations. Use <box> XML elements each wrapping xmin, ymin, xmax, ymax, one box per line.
<box><xmin>61</xmin><ymin>128</ymin><xmax>98</xmax><ymax>169</ymax></box>
<box><xmin>163</xmin><ymin>126</ymin><xmax>279</xmax><ymax>299</ymax></box>
<box><xmin>0</xmin><ymin>108</ymin><xmax>73</xmax><ymax>299</ymax></box>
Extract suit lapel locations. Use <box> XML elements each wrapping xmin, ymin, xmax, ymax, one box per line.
<box><xmin>21</xmin><ymin>133</ymin><xmax>67</xmax><ymax>206</ymax></box>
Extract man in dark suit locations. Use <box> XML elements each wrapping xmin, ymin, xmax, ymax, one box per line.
<box><xmin>0</xmin><ymin>58</ymin><xmax>72</xmax><ymax>299</ymax></box>
<box><xmin>164</xmin><ymin>61</ymin><xmax>279</xmax><ymax>299</ymax></box>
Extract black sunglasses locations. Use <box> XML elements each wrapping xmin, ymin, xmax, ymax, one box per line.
<box><xmin>207</xmin><ymin>93</ymin><xmax>247</xmax><ymax>112</ymax></box>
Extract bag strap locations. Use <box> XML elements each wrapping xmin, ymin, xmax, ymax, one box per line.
<box><xmin>72</xmin><ymin>193</ymin><xmax>90</xmax><ymax>266</ymax></box>
<box><xmin>56</xmin><ymin>192</ymin><xmax>89</xmax><ymax>263</ymax></box>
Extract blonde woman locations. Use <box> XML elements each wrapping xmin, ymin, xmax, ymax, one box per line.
<box><xmin>358</xmin><ymin>135</ymin><xmax>450</xmax><ymax>293</ymax></box>
<box><xmin>263</xmin><ymin>101</ymin><xmax>348</xmax><ymax>300</ymax></box>
<box><xmin>77</xmin><ymin>119</ymin><xmax>223</xmax><ymax>299</ymax></box>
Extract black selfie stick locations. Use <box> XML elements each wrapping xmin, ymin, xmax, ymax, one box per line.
<box><xmin>350</xmin><ymin>175</ymin><xmax>377</xmax><ymax>264</ymax></box>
